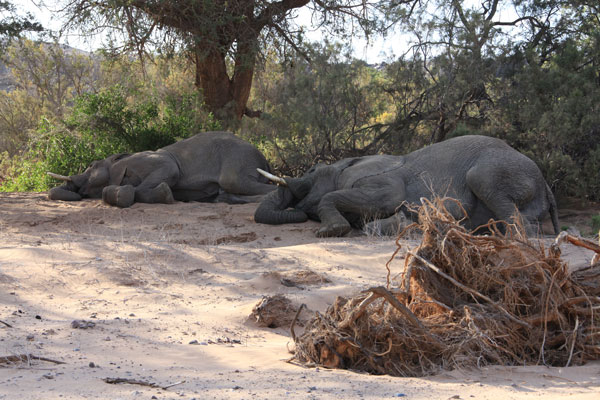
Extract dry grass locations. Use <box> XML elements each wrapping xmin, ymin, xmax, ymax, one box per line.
<box><xmin>293</xmin><ymin>198</ymin><xmax>600</xmax><ymax>376</ymax></box>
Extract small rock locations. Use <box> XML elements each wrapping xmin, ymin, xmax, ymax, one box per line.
<box><xmin>42</xmin><ymin>373</ymin><xmax>54</xmax><ymax>379</ymax></box>
<box><xmin>26</xmin><ymin>334</ymin><xmax>34</xmax><ymax>341</ymax></box>
<box><xmin>35</xmin><ymin>315</ymin><xmax>42</xmax><ymax>320</ymax></box>
<box><xmin>71</xmin><ymin>320</ymin><xmax>96</xmax><ymax>329</ymax></box>
<box><xmin>189</xmin><ymin>340</ymin><xmax>199</xmax><ymax>345</ymax></box>
<box><xmin>89</xmin><ymin>362</ymin><xmax>96</xmax><ymax>368</ymax></box>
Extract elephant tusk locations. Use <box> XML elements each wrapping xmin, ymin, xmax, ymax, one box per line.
<box><xmin>47</xmin><ymin>172</ymin><xmax>72</xmax><ymax>182</ymax></box>
<box><xmin>257</xmin><ymin>168</ymin><xmax>287</xmax><ymax>186</ymax></box>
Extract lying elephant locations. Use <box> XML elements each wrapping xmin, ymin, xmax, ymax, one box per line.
<box><xmin>254</xmin><ymin>135</ymin><xmax>559</xmax><ymax>237</ymax></box>
<box><xmin>48</xmin><ymin>131</ymin><xmax>275</xmax><ymax>207</ymax></box>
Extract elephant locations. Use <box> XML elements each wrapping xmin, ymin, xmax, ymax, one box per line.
<box><xmin>254</xmin><ymin>135</ymin><xmax>559</xmax><ymax>237</ymax></box>
<box><xmin>48</xmin><ymin>131</ymin><xmax>276</xmax><ymax>207</ymax></box>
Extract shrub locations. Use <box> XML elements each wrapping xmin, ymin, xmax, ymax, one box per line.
<box><xmin>591</xmin><ymin>215</ymin><xmax>600</xmax><ymax>235</ymax></box>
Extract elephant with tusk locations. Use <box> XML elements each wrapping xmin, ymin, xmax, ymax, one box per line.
<box><xmin>48</xmin><ymin>131</ymin><xmax>276</xmax><ymax>208</ymax></box>
<box><xmin>254</xmin><ymin>135</ymin><xmax>559</xmax><ymax>237</ymax></box>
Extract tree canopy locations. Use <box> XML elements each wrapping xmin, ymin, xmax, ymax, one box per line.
<box><xmin>60</xmin><ymin>0</ymin><xmax>416</xmax><ymax>123</ymax></box>
<box><xmin>0</xmin><ymin>1</ymin><xmax>43</xmax><ymax>47</ymax></box>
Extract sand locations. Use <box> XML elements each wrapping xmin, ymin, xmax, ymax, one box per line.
<box><xmin>0</xmin><ymin>192</ymin><xmax>599</xmax><ymax>399</ymax></box>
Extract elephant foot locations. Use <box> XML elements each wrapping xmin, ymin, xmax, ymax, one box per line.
<box><xmin>102</xmin><ymin>185</ymin><xmax>135</xmax><ymax>208</ymax></box>
<box><xmin>156</xmin><ymin>182</ymin><xmax>175</xmax><ymax>204</ymax></box>
<box><xmin>316</xmin><ymin>222</ymin><xmax>352</xmax><ymax>238</ymax></box>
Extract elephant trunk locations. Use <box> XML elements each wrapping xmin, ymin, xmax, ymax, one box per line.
<box><xmin>48</xmin><ymin>181</ymin><xmax>82</xmax><ymax>201</ymax></box>
<box><xmin>47</xmin><ymin>172</ymin><xmax>88</xmax><ymax>201</ymax></box>
<box><xmin>254</xmin><ymin>186</ymin><xmax>308</xmax><ymax>225</ymax></box>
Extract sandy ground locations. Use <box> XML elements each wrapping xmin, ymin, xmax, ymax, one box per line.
<box><xmin>1</xmin><ymin>192</ymin><xmax>599</xmax><ymax>400</ymax></box>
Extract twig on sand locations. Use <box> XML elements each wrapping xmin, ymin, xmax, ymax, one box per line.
<box><xmin>0</xmin><ymin>320</ymin><xmax>12</xmax><ymax>328</ymax></box>
<box><xmin>290</xmin><ymin>303</ymin><xmax>307</xmax><ymax>342</ymax></box>
<box><xmin>0</xmin><ymin>354</ymin><xmax>66</xmax><ymax>366</ymax></box>
<box><xmin>103</xmin><ymin>377</ymin><xmax>185</xmax><ymax>390</ymax></box>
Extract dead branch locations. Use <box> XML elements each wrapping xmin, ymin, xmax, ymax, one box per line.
<box><xmin>292</xmin><ymin>197</ymin><xmax>600</xmax><ymax>376</ymax></box>
<box><xmin>103</xmin><ymin>377</ymin><xmax>185</xmax><ymax>390</ymax></box>
<box><xmin>0</xmin><ymin>354</ymin><xmax>66</xmax><ymax>366</ymax></box>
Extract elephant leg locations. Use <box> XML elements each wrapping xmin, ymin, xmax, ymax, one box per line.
<box><xmin>171</xmin><ymin>181</ymin><xmax>220</xmax><ymax>202</ymax></box>
<box><xmin>135</xmin><ymin>182</ymin><xmax>175</xmax><ymax>204</ymax></box>
<box><xmin>219</xmin><ymin>176</ymin><xmax>276</xmax><ymax>196</ymax></box>
<box><xmin>102</xmin><ymin>185</ymin><xmax>135</xmax><ymax>208</ymax></box>
<box><xmin>214</xmin><ymin>191</ymin><xmax>268</xmax><ymax>204</ymax></box>
<box><xmin>466</xmin><ymin>166</ymin><xmax>538</xmax><ymax>234</ymax></box>
<box><xmin>317</xmin><ymin>188</ymin><xmax>400</xmax><ymax>237</ymax></box>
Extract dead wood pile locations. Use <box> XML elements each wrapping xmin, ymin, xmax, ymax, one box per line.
<box><xmin>293</xmin><ymin>198</ymin><xmax>600</xmax><ymax>376</ymax></box>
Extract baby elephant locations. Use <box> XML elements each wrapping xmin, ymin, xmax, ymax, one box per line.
<box><xmin>48</xmin><ymin>131</ymin><xmax>275</xmax><ymax>207</ymax></box>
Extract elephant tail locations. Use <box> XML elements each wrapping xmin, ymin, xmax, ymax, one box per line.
<box><xmin>546</xmin><ymin>183</ymin><xmax>560</xmax><ymax>235</ymax></box>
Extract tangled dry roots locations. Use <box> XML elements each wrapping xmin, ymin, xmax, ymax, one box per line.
<box><xmin>293</xmin><ymin>198</ymin><xmax>600</xmax><ymax>376</ymax></box>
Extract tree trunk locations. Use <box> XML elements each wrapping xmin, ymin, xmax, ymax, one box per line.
<box><xmin>194</xmin><ymin>43</ymin><xmax>257</xmax><ymax>122</ymax></box>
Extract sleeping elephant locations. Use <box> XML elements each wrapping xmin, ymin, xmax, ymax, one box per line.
<box><xmin>48</xmin><ymin>131</ymin><xmax>275</xmax><ymax>207</ymax></box>
<box><xmin>254</xmin><ymin>135</ymin><xmax>559</xmax><ymax>237</ymax></box>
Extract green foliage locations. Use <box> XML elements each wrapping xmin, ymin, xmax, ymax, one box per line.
<box><xmin>0</xmin><ymin>1</ymin><xmax>43</xmax><ymax>49</ymax></box>
<box><xmin>0</xmin><ymin>157</ymin><xmax>47</xmax><ymax>192</ymax></box>
<box><xmin>245</xmin><ymin>43</ymin><xmax>394</xmax><ymax>175</ymax></box>
<box><xmin>67</xmin><ymin>86</ymin><xmax>166</xmax><ymax>152</ymax></box>
<box><xmin>0</xmin><ymin>118</ymin><xmax>124</xmax><ymax>192</ymax></box>
<box><xmin>36</xmin><ymin>119</ymin><xmax>126</xmax><ymax>176</ymax></box>
<box><xmin>496</xmin><ymin>39</ymin><xmax>600</xmax><ymax>200</ymax></box>
<box><xmin>1</xmin><ymin>83</ymin><xmax>220</xmax><ymax>191</ymax></box>
<box><xmin>67</xmin><ymin>85</ymin><xmax>220</xmax><ymax>152</ymax></box>
<box><xmin>591</xmin><ymin>215</ymin><xmax>600</xmax><ymax>235</ymax></box>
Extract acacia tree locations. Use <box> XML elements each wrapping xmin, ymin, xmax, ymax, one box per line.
<box><xmin>59</xmin><ymin>0</ymin><xmax>416</xmax><ymax>123</ymax></box>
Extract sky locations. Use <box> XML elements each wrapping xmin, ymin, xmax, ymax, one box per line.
<box><xmin>18</xmin><ymin>0</ymin><xmax>402</xmax><ymax>63</ymax></box>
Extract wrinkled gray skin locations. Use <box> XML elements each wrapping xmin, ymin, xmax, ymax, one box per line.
<box><xmin>49</xmin><ymin>131</ymin><xmax>275</xmax><ymax>207</ymax></box>
<box><xmin>255</xmin><ymin>135</ymin><xmax>559</xmax><ymax>237</ymax></box>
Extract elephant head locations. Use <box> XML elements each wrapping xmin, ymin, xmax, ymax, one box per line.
<box><xmin>48</xmin><ymin>154</ymin><xmax>129</xmax><ymax>201</ymax></box>
<box><xmin>253</xmin><ymin>165</ymin><xmax>336</xmax><ymax>224</ymax></box>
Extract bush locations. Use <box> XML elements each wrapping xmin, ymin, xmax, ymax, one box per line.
<box><xmin>245</xmin><ymin>43</ymin><xmax>393</xmax><ymax>175</ymax></box>
<box><xmin>0</xmin><ymin>118</ymin><xmax>125</xmax><ymax>192</ymax></box>
<box><xmin>1</xmin><ymin>85</ymin><xmax>220</xmax><ymax>192</ymax></box>
<box><xmin>67</xmin><ymin>85</ymin><xmax>220</xmax><ymax>152</ymax></box>
<box><xmin>591</xmin><ymin>215</ymin><xmax>600</xmax><ymax>235</ymax></box>
<box><xmin>0</xmin><ymin>155</ymin><xmax>47</xmax><ymax>192</ymax></box>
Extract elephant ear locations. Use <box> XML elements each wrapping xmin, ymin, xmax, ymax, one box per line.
<box><xmin>110</xmin><ymin>166</ymin><xmax>127</xmax><ymax>186</ymax></box>
<box><xmin>286</xmin><ymin>177</ymin><xmax>312</xmax><ymax>200</ymax></box>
